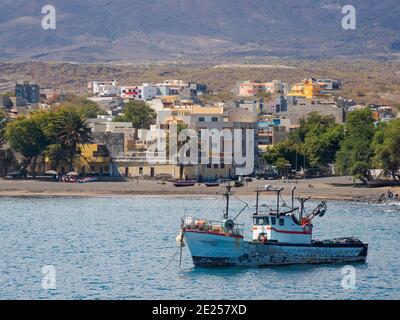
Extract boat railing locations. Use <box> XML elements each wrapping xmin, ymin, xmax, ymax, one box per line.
<box><xmin>183</xmin><ymin>218</ymin><xmax>244</xmax><ymax>236</ymax></box>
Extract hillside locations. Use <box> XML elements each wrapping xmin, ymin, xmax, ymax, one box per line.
<box><xmin>1</xmin><ymin>59</ymin><xmax>400</xmax><ymax>107</ymax></box>
<box><xmin>0</xmin><ymin>0</ymin><xmax>399</xmax><ymax>62</ymax></box>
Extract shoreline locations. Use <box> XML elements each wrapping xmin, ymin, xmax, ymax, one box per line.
<box><xmin>1</xmin><ymin>176</ymin><xmax>398</xmax><ymax>203</ymax></box>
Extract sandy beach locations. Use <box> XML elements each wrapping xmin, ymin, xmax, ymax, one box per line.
<box><xmin>0</xmin><ymin>176</ymin><xmax>398</xmax><ymax>202</ymax></box>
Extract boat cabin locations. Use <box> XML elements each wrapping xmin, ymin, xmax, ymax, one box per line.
<box><xmin>252</xmin><ymin>213</ymin><xmax>312</xmax><ymax>244</ymax></box>
<box><xmin>252</xmin><ymin>186</ymin><xmax>316</xmax><ymax>245</ymax></box>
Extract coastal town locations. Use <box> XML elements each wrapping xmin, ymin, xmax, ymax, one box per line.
<box><xmin>1</xmin><ymin>0</ymin><xmax>400</xmax><ymax>303</ymax></box>
<box><xmin>0</xmin><ymin>75</ymin><xmax>400</xmax><ymax>201</ymax></box>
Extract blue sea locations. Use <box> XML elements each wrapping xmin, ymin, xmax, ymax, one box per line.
<box><xmin>0</xmin><ymin>196</ymin><xmax>399</xmax><ymax>300</ymax></box>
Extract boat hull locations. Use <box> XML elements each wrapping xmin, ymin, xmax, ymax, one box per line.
<box><xmin>184</xmin><ymin>230</ymin><xmax>368</xmax><ymax>267</ymax></box>
<box><xmin>205</xmin><ymin>183</ymin><xmax>220</xmax><ymax>187</ymax></box>
<box><xmin>173</xmin><ymin>180</ymin><xmax>197</xmax><ymax>187</ymax></box>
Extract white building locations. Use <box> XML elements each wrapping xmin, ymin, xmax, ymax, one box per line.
<box><xmin>118</xmin><ymin>83</ymin><xmax>158</xmax><ymax>101</ymax></box>
<box><xmin>88</xmin><ymin>80</ymin><xmax>117</xmax><ymax>97</ymax></box>
<box><xmin>155</xmin><ymin>80</ymin><xmax>187</xmax><ymax>95</ymax></box>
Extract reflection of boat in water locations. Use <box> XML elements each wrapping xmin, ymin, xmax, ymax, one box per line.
<box><xmin>173</xmin><ymin>180</ymin><xmax>196</xmax><ymax>187</ymax></box>
<box><xmin>177</xmin><ymin>185</ymin><xmax>368</xmax><ymax>267</ymax></box>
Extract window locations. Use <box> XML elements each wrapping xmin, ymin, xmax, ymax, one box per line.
<box><xmin>212</xmin><ymin>117</ymin><xmax>218</xmax><ymax>122</ymax></box>
<box><xmin>213</xmin><ymin>164</ymin><xmax>218</xmax><ymax>169</ymax></box>
<box><xmin>104</xmin><ymin>166</ymin><xmax>109</xmax><ymax>173</ymax></box>
<box><xmin>279</xmin><ymin>219</ymin><xmax>284</xmax><ymax>226</ymax></box>
<box><xmin>198</xmin><ymin>117</ymin><xmax>205</xmax><ymax>122</ymax></box>
<box><xmin>265</xmin><ymin>217</ymin><xmax>269</xmax><ymax>225</ymax></box>
<box><xmin>139</xmin><ymin>167</ymin><xmax>143</xmax><ymax>175</ymax></box>
<box><xmin>271</xmin><ymin>217</ymin><xmax>276</xmax><ymax>225</ymax></box>
<box><xmin>221</xmin><ymin>163</ymin><xmax>225</xmax><ymax>169</ymax></box>
<box><xmin>257</xmin><ymin>218</ymin><xmax>265</xmax><ymax>225</ymax></box>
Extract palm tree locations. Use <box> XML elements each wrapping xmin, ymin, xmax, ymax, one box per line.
<box><xmin>49</xmin><ymin>109</ymin><xmax>92</xmax><ymax>171</ymax></box>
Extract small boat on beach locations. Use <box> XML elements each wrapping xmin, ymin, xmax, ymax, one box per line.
<box><xmin>177</xmin><ymin>185</ymin><xmax>368</xmax><ymax>267</ymax></box>
<box><xmin>78</xmin><ymin>177</ymin><xmax>98</xmax><ymax>183</ymax></box>
<box><xmin>173</xmin><ymin>180</ymin><xmax>196</xmax><ymax>187</ymax></box>
<box><xmin>205</xmin><ymin>181</ymin><xmax>220</xmax><ymax>187</ymax></box>
<box><xmin>234</xmin><ymin>180</ymin><xmax>244</xmax><ymax>187</ymax></box>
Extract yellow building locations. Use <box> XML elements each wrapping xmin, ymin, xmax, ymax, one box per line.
<box><xmin>45</xmin><ymin>144</ymin><xmax>111</xmax><ymax>176</ymax></box>
<box><xmin>287</xmin><ymin>78</ymin><xmax>331</xmax><ymax>99</ymax></box>
<box><xmin>77</xmin><ymin>144</ymin><xmax>111</xmax><ymax>176</ymax></box>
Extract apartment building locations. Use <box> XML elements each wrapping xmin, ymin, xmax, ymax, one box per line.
<box><xmin>238</xmin><ymin>80</ymin><xmax>285</xmax><ymax>97</ymax></box>
<box><xmin>15</xmin><ymin>81</ymin><xmax>40</xmax><ymax>104</ymax></box>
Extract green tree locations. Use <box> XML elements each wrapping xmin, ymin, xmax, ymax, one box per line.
<box><xmin>114</xmin><ymin>101</ymin><xmax>156</xmax><ymax>129</ymax></box>
<box><xmin>274</xmin><ymin>157</ymin><xmax>290</xmax><ymax>177</ymax></box>
<box><xmin>2</xmin><ymin>91</ymin><xmax>14</xmax><ymax>98</ymax></box>
<box><xmin>56</xmin><ymin>95</ymin><xmax>104</xmax><ymax>118</ymax></box>
<box><xmin>263</xmin><ymin>140</ymin><xmax>298</xmax><ymax>169</ymax></box>
<box><xmin>0</xmin><ymin>109</ymin><xmax>7</xmax><ymax>148</ymax></box>
<box><xmin>335</xmin><ymin>109</ymin><xmax>375</xmax><ymax>184</ymax></box>
<box><xmin>255</xmin><ymin>91</ymin><xmax>272</xmax><ymax>101</ymax></box>
<box><xmin>263</xmin><ymin>113</ymin><xmax>344</xmax><ymax>171</ymax></box>
<box><xmin>45</xmin><ymin>144</ymin><xmax>69</xmax><ymax>171</ymax></box>
<box><xmin>372</xmin><ymin>119</ymin><xmax>400</xmax><ymax>180</ymax></box>
<box><xmin>5</xmin><ymin>115</ymin><xmax>49</xmax><ymax>176</ymax></box>
<box><xmin>48</xmin><ymin>109</ymin><xmax>92</xmax><ymax>171</ymax></box>
<box><xmin>298</xmin><ymin>114</ymin><xmax>344</xmax><ymax>168</ymax></box>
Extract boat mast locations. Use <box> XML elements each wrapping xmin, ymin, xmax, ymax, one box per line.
<box><xmin>255</xmin><ymin>187</ymin><xmax>259</xmax><ymax>216</ymax></box>
<box><xmin>298</xmin><ymin>197</ymin><xmax>308</xmax><ymax>221</ymax></box>
<box><xmin>291</xmin><ymin>186</ymin><xmax>296</xmax><ymax>209</ymax></box>
<box><xmin>276</xmin><ymin>189</ymin><xmax>280</xmax><ymax>217</ymax></box>
<box><xmin>224</xmin><ymin>184</ymin><xmax>232</xmax><ymax>220</ymax></box>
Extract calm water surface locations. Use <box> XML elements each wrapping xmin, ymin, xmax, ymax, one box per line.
<box><xmin>0</xmin><ymin>196</ymin><xmax>399</xmax><ymax>299</ymax></box>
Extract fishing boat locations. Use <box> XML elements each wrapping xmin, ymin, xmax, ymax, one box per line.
<box><xmin>173</xmin><ymin>180</ymin><xmax>196</xmax><ymax>187</ymax></box>
<box><xmin>176</xmin><ymin>185</ymin><xmax>368</xmax><ymax>267</ymax></box>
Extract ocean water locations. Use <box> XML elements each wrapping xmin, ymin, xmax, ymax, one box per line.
<box><xmin>0</xmin><ymin>195</ymin><xmax>399</xmax><ymax>300</ymax></box>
